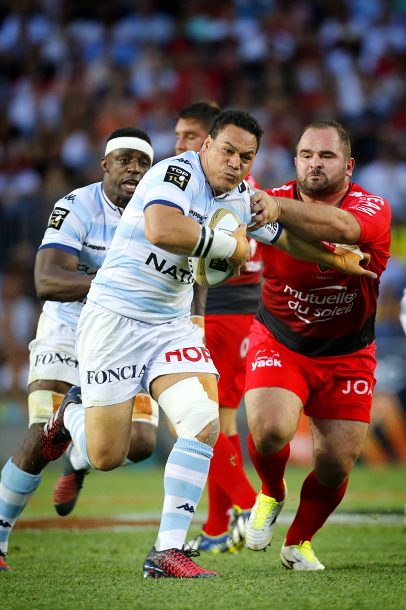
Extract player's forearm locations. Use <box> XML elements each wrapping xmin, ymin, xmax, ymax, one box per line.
<box><xmin>191</xmin><ymin>283</ymin><xmax>207</xmax><ymax>317</ymax></box>
<box><xmin>277</xmin><ymin>230</ymin><xmax>376</xmax><ymax>278</ymax></box>
<box><xmin>35</xmin><ymin>271</ymin><xmax>92</xmax><ymax>301</ymax></box>
<box><xmin>276</xmin><ymin>230</ymin><xmax>332</xmax><ymax>263</ymax></box>
<box><xmin>273</xmin><ymin>197</ymin><xmax>360</xmax><ymax>243</ymax></box>
<box><xmin>146</xmin><ymin>210</ymin><xmax>240</xmax><ymax>261</ymax></box>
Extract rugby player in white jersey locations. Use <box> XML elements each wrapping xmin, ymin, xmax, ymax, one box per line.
<box><xmin>175</xmin><ymin>101</ymin><xmax>259</xmax><ymax>554</ymax></box>
<box><xmin>0</xmin><ymin>128</ymin><xmax>156</xmax><ymax>572</ymax></box>
<box><xmin>37</xmin><ymin>110</ymin><xmax>375</xmax><ymax>579</ymax></box>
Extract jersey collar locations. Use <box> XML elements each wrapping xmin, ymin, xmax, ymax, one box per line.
<box><xmin>101</xmin><ymin>184</ymin><xmax>124</xmax><ymax>215</ymax></box>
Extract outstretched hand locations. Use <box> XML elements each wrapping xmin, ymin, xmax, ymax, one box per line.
<box><xmin>332</xmin><ymin>245</ymin><xmax>377</xmax><ymax>279</ymax></box>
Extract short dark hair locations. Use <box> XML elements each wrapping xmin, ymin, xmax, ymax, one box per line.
<box><xmin>209</xmin><ymin>109</ymin><xmax>264</xmax><ymax>151</ymax></box>
<box><xmin>177</xmin><ymin>101</ymin><xmax>221</xmax><ymax>132</ymax></box>
<box><xmin>297</xmin><ymin>120</ymin><xmax>352</xmax><ymax>159</ymax></box>
<box><xmin>107</xmin><ymin>127</ymin><xmax>152</xmax><ymax>146</ymax></box>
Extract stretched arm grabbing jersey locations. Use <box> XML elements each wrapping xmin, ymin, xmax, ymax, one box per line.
<box><xmin>248</xmin><ymin>221</ymin><xmax>376</xmax><ymax>279</ymax></box>
<box><xmin>249</xmin><ymin>191</ymin><xmax>360</xmax><ymax>242</ymax></box>
<box><xmin>145</xmin><ymin>200</ymin><xmax>375</xmax><ymax>281</ymax></box>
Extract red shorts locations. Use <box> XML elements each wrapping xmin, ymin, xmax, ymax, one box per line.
<box><xmin>245</xmin><ymin>319</ymin><xmax>377</xmax><ymax>423</ymax></box>
<box><xmin>205</xmin><ymin>313</ymin><xmax>255</xmax><ymax>408</ymax></box>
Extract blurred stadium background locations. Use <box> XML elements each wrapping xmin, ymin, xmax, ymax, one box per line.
<box><xmin>1</xmin><ymin>0</ymin><xmax>406</xmax><ymax>468</ymax></box>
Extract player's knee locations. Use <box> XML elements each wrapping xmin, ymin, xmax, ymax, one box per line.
<box><xmin>195</xmin><ymin>417</ymin><xmax>220</xmax><ymax>447</ymax></box>
<box><xmin>158</xmin><ymin>376</ymin><xmax>219</xmax><ymax>441</ymax></box>
<box><xmin>128</xmin><ymin>422</ymin><xmax>157</xmax><ymax>462</ymax></box>
<box><xmin>88</xmin><ymin>446</ymin><xmax>128</xmax><ymax>471</ymax></box>
<box><xmin>251</xmin><ymin>425</ymin><xmax>289</xmax><ymax>454</ymax></box>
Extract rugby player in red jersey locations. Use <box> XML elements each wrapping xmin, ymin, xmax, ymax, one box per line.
<box><xmin>244</xmin><ymin>120</ymin><xmax>391</xmax><ymax>570</ymax></box>
<box><xmin>175</xmin><ymin>102</ymin><xmax>258</xmax><ymax>552</ymax></box>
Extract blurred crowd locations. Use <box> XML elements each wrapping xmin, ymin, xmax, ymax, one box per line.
<box><xmin>0</xmin><ymin>0</ymin><xmax>406</xmax><ymax>462</ymax></box>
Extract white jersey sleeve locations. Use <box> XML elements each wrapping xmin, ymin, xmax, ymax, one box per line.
<box><xmin>248</xmin><ymin>222</ymin><xmax>283</xmax><ymax>244</ymax></box>
<box><xmin>142</xmin><ymin>158</ymin><xmax>200</xmax><ymax>216</ymax></box>
<box><xmin>40</xmin><ymin>193</ymin><xmax>90</xmax><ymax>255</ymax></box>
<box><xmin>213</xmin><ymin>180</ymin><xmax>283</xmax><ymax>245</ymax></box>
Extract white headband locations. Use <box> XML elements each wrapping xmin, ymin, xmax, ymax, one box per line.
<box><xmin>105</xmin><ymin>136</ymin><xmax>154</xmax><ymax>163</ymax></box>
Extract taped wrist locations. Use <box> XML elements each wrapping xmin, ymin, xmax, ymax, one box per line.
<box><xmin>191</xmin><ymin>226</ymin><xmax>236</xmax><ymax>259</ymax></box>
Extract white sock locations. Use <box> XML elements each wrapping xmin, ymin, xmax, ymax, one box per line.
<box><xmin>64</xmin><ymin>405</ymin><xmax>91</xmax><ymax>466</ymax></box>
<box><xmin>155</xmin><ymin>438</ymin><xmax>212</xmax><ymax>551</ymax></box>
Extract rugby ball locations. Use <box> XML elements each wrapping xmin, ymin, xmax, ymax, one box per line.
<box><xmin>189</xmin><ymin>208</ymin><xmax>241</xmax><ymax>287</ymax></box>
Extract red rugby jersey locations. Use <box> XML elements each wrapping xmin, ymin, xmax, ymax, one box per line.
<box><xmin>258</xmin><ymin>181</ymin><xmax>391</xmax><ymax>356</ymax></box>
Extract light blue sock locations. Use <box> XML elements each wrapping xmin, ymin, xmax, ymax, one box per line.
<box><xmin>0</xmin><ymin>458</ymin><xmax>41</xmax><ymax>554</ymax></box>
<box><xmin>64</xmin><ymin>404</ymin><xmax>92</xmax><ymax>466</ymax></box>
<box><xmin>156</xmin><ymin>438</ymin><xmax>213</xmax><ymax>551</ymax></box>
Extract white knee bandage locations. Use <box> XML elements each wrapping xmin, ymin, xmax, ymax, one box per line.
<box><xmin>131</xmin><ymin>393</ymin><xmax>159</xmax><ymax>427</ymax></box>
<box><xmin>158</xmin><ymin>377</ymin><xmax>218</xmax><ymax>439</ymax></box>
<box><xmin>28</xmin><ymin>390</ymin><xmax>65</xmax><ymax>426</ymax></box>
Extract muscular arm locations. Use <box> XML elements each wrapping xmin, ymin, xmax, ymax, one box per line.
<box><xmin>276</xmin><ymin>229</ymin><xmax>376</xmax><ymax>278</ymax></box>
<box><xmin>144</xmin><ymin>204</ymin><xmax>201</xmax><ymax>254</ymax></box>
<box><xmin>34</xmin><ymin>248</ymin><xmax>92</xmax><ymax>301</ymax></box>
<box><xmin>251</xmin><ymin>191</ymin><xmax>361</xmax><ymax>244</ymax></box>
<box><xmin>145</xmin><ymin>202</ymin><xmax>250</xmax><ymax>276</ymax></box>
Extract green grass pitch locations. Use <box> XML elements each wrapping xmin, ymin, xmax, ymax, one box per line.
<box><xmin>1</xmin><ymin>463</ymin><xmax>405</xmax><ymax>610</ymax></box>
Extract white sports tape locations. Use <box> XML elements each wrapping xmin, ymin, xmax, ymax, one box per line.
<box><xmin>158</xmin><ymin>377</ymin><xmax>218</xmax><ymax>439</ymax></box>
<box><xmin>131</xmin><ymin>393</ymin><xmax>159</xmax><ymax>427</ymax></box>
<box><xmin>192</xmin><ymin>226</ymin><xmax>236</xmax><ymax>259</ymax></box>
<box><xmin>105</xmin><ymin>137</ymin><xmax>154</xmax><ymax>163</ymax></box>
<box><xmin>334</xmin><ymin>243</ymin><xmax>363</xmax><ymax>259</ymax></box>
<box><xmin>28</xmin><ymin>390</ymin><xmax>65</xmax><ymax>426</ymax></box>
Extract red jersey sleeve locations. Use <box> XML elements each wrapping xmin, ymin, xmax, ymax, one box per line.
<box><xmin>344</xmin><ymin>185</ymin><xmax>392</xmax><ymax>244</ymax></box>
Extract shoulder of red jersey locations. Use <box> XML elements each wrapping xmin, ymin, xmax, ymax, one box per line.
<box><xmin>265</xmin><ymin>180</ymin><xmax>296</xmax><ymax>198</ymax></box>
<box><xmin>343</xmin><ymin>183</ymin><xmax>392</xmax><ymax>217</ymax></box>
<box><xmin>245</xmin><ymin>173</ymin><xmax>261</xmax><ymax>189</ymax></box>
<box><xmin>342</xmin><ymin>183</ymin><xmax>391</xmax><ymax>258</ymax></box>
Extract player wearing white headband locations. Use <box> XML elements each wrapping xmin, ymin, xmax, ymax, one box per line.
<box><xmin>0</xmin><ymin>128</ymin><xmax>157</xmax><ymax>572</ymax></box>
<box><xmin>105</xmin><ymin>135</ymin><xmax>154</xmax><ymax>162</ymax></box>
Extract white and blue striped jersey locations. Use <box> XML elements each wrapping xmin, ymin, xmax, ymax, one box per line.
<box><xmin>39</xmin><ymin>182</ymin><xmax>124</xmax><ymax>329</ymax></box>
<box><xmin>87</xmin><ymin>151</ymin><xmax>282</xmax><ymax>324</ymax></box>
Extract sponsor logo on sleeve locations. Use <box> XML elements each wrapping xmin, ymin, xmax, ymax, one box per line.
<box><xmin>48</xmin><ymin>207</ymin><xmax>70</xmax><ymax>230</ymax></box>
<box><xmin>164</xmin><ymin>165</ymin><xmax>191</xmax><ymax>191</ymax></box>
<box><xmin>176</xmin><ymin>158</ymin><xmax>192</xmax><ymax>166</ymax></box>
<box><xmin>64</xmin><ymin>193</ymin><xmax>76</xmax><ymax>202</ymax></box>
<box><xmin>349</xmin><ymin>193</ymin><xmax>385</xmax><ymax>216</ymax></box>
